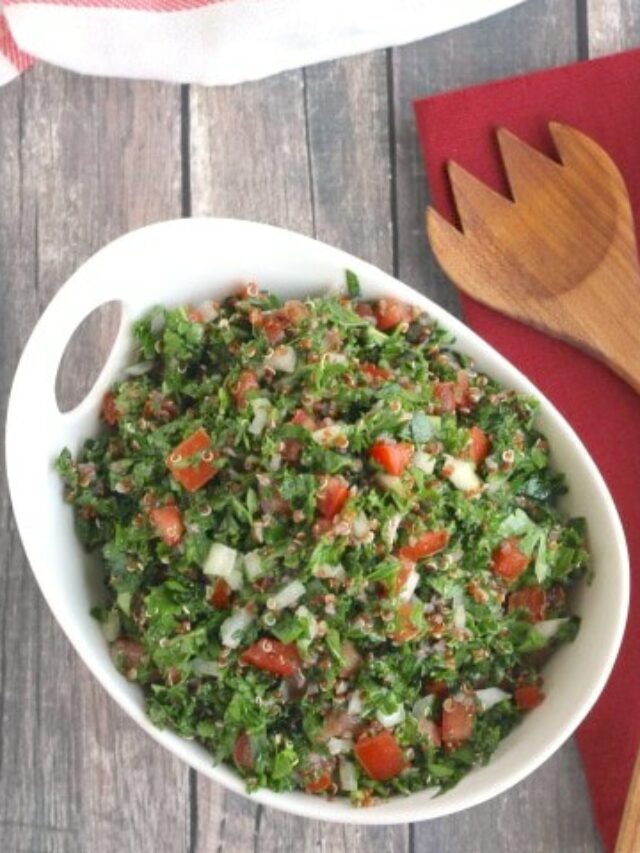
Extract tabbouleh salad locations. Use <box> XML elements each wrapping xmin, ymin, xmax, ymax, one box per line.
<box><xmin>56</xmin><ymin>275</ymin><xmax>588</xmax><ymax>804</ymax></box>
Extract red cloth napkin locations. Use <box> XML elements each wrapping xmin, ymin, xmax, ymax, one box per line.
<box><xmin>414</xmin><ymin>49</ymin><xmax>640</xmax><ymax>851</ymax></box>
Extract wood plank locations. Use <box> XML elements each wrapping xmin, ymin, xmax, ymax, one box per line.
<box><xmin>586</xmin><ymin>0</ymin><xmax>640</xmax><ymax>56</ymax></box>
<box><xmin>391</xmin><ymin>0</ymin><xmax>586</xmax><ymax>316</ymax></box>
<box><xmin>189</xmin><ymin>71</ymin><xmax>312</xmax><ymax>231</ymax></box>
<box><xmin>189</xmin><ymin>57</ymin><xmax>408</xmax><ymax>852</ymax></box>
<box><xmin>0</xmin><ymin>66</ymin><xmax>190</xmax><ymax>853</ymax></box>
<box><xmin>391</xmin><ymin>0</ymin><xmax>603</xmax><ymax>850</ymax></box>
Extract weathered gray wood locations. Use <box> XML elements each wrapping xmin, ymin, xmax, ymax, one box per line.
<box><xmin>586</xmin><ymin>0</ymin><xmax>640</xmax><ymax>56</ymax></box>
<box><xmin>0</xmin><ymin>67</ymin><xmax>190</xmax><ymax>853</ymax></box>
<box><xmin>391</xmin><ymin>0</ymin><xmax>603</xmax><ymax>850</ymax></box>
<box><xmin>2</xmin><ymin>1</ymin><xmax>629</xmax><ymax>851</ymax></box>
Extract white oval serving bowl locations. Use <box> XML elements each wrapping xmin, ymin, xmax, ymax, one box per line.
<box><xmin>6</xmin><ymin>218</ymin><xmax>628</xmax><ymax>824</ymax></box>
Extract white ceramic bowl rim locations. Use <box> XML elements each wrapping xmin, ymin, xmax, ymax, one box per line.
<box><xmin>6</xmin><ymin>218</ymin><xmax>629</xmax><ymax>824</ymax></box>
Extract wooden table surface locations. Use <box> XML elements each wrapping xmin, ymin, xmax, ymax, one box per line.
<box><xmin>1</xmin><ymin>1</ymin><xmax>637</xmax><ymax>851</ymax></box>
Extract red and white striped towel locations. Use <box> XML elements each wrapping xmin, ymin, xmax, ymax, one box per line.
<box><xmin>0</xmin><ymin>0</ymin><xmax>523</xmax><ymax>87</ymax></box>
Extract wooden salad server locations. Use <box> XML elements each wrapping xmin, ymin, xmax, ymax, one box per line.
<box><xmin>426</xmin><ymin>122</ymin><xmax>640</xmax><ymax>393</ymax></box>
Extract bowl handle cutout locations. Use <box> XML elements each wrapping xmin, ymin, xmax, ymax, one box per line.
<box><xmin>55</xmin><ymin>301</ymin><xmax>124</xmax><ymax>414</ymax></box>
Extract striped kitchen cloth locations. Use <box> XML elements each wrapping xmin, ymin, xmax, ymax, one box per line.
<box><xmin>0</xmin><ymin>0</ymin><xmax>524</xmax><ymax>87</ymax></box>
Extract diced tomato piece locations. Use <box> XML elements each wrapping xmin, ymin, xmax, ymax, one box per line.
<box><xmin>355</xmin><ymin>302</ymin><xmax>375</xmax><ymax>319</ymax></box>
<box><xmin>417</xmin><ymin>717</ymin><xmax>442</xmax><ymax>748</ymax></box>
<box><xmin>360</xmin><ymin>362</ymin><xmax>392</xmax><ymax>383</ymax></box>
<box><xmin>112</xmin><ymin>637</ymin><xmax>145</xmax><ymax>669</ymax></box>
<box><xmin>240</xmin><ymin>638</ymin><xmax>301</xmax><ymax>678</ymax></box>
<box><xmin>316</xmin><ymin>476</ymin><xmax>349</xmax><ymax>520</ymax></box>
<box><xmin>233</xmin><ymin>732</ymin><xmax>254</xmax><ymax>770</ymax></box>
<box><xmin>491</xmin><ymin>538</ymin><xmax>530</xmax><ymax>583</ymax></box>
<box><xmin>354</xmin><ymin>730</ymin><xmax>407</xmax><ymax>781</ymax></box>
<box><xmin>515</xmin><ymin>683</ymin><xmax>545</xmax><ymax>710</ymax></box>
<box><xmin>232</xmin><ymin>370</ymin><xmax>259</xmax><ymax>408</ymax></box>
<box><xmin>305</xmin><ymin>770</ymin><xmax>332</xmax><ymax>794</ymax></box>
<box><xmin>425</xmin><ymin>680</ymin><xmax>449</xmax><ymax>698</ymax></box>
<box><xmin>101</xmin><ymin>391</ymin><xmax>120</xmax><ymax>426</ymax></box>
<box><xmin>262</xmin><ymin>315</ymin><xmax>286</xmax><ymax>345</ymax></box>
<box><xmin>210</xmin><ymin>578</ymin><xmax>231</xmax><ymax>610</ymax></box>
<box><xmin>186</xmin><ymin>307</ymin><xmax>205</xmax><ymax>323</ymax></box>
<box><xmin>454</xmin><ymin>370</ymin><xmax>472</xmax><ymax>408</ymax></box>
<box><xmin>290</xmin><ymin>409</ymin><xmax>317</xmax><ymax>430</ymax></box>
<box><xmin>390</xmin><ymin>601</ymin><xmax>421</xmax><ymax>643</ymax></box>
<box><xmin>441</xmin><ymin>698</ymin><xmax>475</xmax><ymax>747</ymax></box>
<box><xmin>433</xmin><ymin>381</ymin><xmax>456</xmax><ymax>413</ymax></box>
<box><xmin>149</xmin><ymin>504</ymin><xmax>184</xmax><ymax>547</ymax></box>
<box><xmin>370</xmin><ymin>441</ymin><xmax>414</xmax><ymax>476</ymax></box>
<box><xmin>374</xmin><ymin>298</ymin><xmax>413</xmax><ymax>332</ymax></box>
<box><xmin>508</xmin><ymin>586</ymin><xmax>546</xmax><ymax>622</ymax></box>
<box><xmin>396</xmin><ymin>530</ymin><xmax>449</xmax><ymax>563</ymax></box>
<box><xmin>469</xmin><ymin>426</ymin><xmax>491</xmax><ymax>465</ymax></box>
<box><xmin>167</xmin><ymin>428</ymin><xmax>218</xmax><ymax>492</ymax></box>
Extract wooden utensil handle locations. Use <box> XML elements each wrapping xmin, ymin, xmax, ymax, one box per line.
<box><xmin>616</xmin><ymin>745</ymin><xmax>640</xmax><ymax>853</ymax></box>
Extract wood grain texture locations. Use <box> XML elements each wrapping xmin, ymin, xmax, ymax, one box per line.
<box><xmin>0</xmin><ymin>1</ymin><xmax>628</xmax><ymax>851</ymax></box>
<box><xmin>427</xmin><ymin>123</ymin><xmax>640</xmax><ymax>393</ymax></box>
<box><xmin>0</xmin><ymin>67</ymin><xmax>190</xmax><ymax>853</ymax></box>
<box><xmin>586</xmin><ymin>0</ymin><xmax>640</xmax><ymax>56</ymax></box>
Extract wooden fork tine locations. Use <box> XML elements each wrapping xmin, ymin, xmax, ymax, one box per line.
<box><xmin>496</xmin><ymin>127</ymin><xmax>562</xmax><ymax>201</ymax></box>
<box><xmin>447</xmin><ymin>160</ymin><xmax>514</xmax><ymax>233</ymax></box>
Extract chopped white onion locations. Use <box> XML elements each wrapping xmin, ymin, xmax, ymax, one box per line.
<box><xmin>412</xmin><ymin>695</ymin><xmax>435</xmax><ymax>719</ymax></box>
<box><xmin>412</xmin><ymin>450</ymin><xmax>436</xmax><ymax>475</ymax></box>
<box><xmin>376</xmin><ymin>704</ymin><xmax>406</xmax><ymax>728</ymax></box>
<box><xmin>534</xmin><ymin>618</ymin><xmax>569</xmax><ymax>640</ymax></box>
<box><xmin>220</xmin><ymin>607</ymin><xmax>254</xmax><ymax>648</ymax></box>
<box><xmin>203</xmin><ymin>543</ymin><xmax>242</xmax><ymax>589</ymax></box>
<box><xmin>475</xmin><ymin>687</ymin><xmax>510</xmax><ymax>711</ymax></box>
<box><xmin>328</xmin><ymin>737</ymin><xmax>352</xmax><ymax>755</ymax></box>
<box><xmin>453</xmin><ymin>603</ymin><xmax>467</xmax><ymax>630</ymax></box>
<box><xmin>271</xmin><ymin>580</ymin><xmax>306</xmax><ymax>611</ymax></box>
<box><xmin>324</xmin><ymin>352</ymin><xmax>348</xmax><ymax>365</ymax></box>
<box><xmin>266</xmin><ymin>345</ymin><xmax>296</xmax><ymax>373</ymax></box>
<box><xmin>398</xmin><ymin>567</ymin><xmax>420</xmax><ymax>603</ymax></box>
<box><xmin>295</xmin><ymin>605</ymin><xmax>318</xmax><ymax>640</ymax></box>
<box><xmin>444</xmin><ymin>455</ymin><xmax>482</xmax><ymax>492</ymax></box>
<box><xmin>313</xmin><ymin>563</ymin><xmax>346</xmax><ymax>580</ymax></box>
<box><xmin>375</xmin><ymin>473</ymin><xmax>405</xmax><ymax>494</ymax></box>
<box><xmin>197</xmin><ymin>300</ymin><xmax>219</xmax><ymax>323</ymax></box>
<box><xmin>102</xmin><ymin>610</ymin><xmax>120</xmax><ymax>643</ymax></box>
<box><xmin>243</xmin><ymin>551</ymin><xmax>264</xmax><ymax>581</ymax></box>
<box><xmin>382</xmin><ymin>513</ymin><xmax>403</xmax><ymax>548</ymax></box>
<box><xmin>348</xmin><ymin>690</ymin><xmax>363</xmax><ymax>716</ymax></box>
<box><xmin>124</xmin><ymin>360</ymin><xmax>154</xmax><ymax>377</ymax></box>
<box><xmin>191</xmin><ymin>658</ymin><xmax>221</xmax><ymax>677</ymax></box>
<box><xmin>312</xmin><ymin>423</ymin><xmax>347</xmax><ymax>448</ymax></box>
<box><xmin>249</xmin><ymin>398</ymin><xmax>271</xmax><ymax>435</ymax></box>
<box><xmin>268</xmin><ymin>453</ymin><xmax>282</xmax><ymax>472</ymax></box>
<box><xmin>352</xmin><ymin>512</ymin><xmax>370</xmax><ymax>540</ymax></box>
<box><xmin>339</xmin><ymin>758</ymin><xmax>358</xmax><ymax>792</ymax></box>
